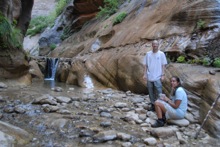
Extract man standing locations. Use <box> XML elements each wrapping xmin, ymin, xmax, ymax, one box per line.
<box><xmin>143</xmin><ymin>40</ymin><xmax>167</xmax><ymax>111</ymax></box>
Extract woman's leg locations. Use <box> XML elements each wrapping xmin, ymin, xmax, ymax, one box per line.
<box><xmin>151</xmin><ymin>100</ymin><xmax>167</xmax><ymax>127</ymax></box>
<box><xmin>154</xmin><ymin>100</ymin><xmax>167</xmax><ymax>119</ymax></box>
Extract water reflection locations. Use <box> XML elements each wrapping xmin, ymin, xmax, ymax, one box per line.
<box><xmin>44</xmin><ymin>80</ymin><xmax>55</xmax><ymax>88</ymax></box>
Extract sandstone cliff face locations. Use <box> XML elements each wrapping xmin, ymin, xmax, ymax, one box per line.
<box><xmin>0</xmin><ymin>0</ymin><xmax>33</xmax><ymax>82</ymax></box>
<box><xmin>48</xmin><ymin>0</ymin><xmax>220</xmax><ymax>138</ymax></box>
<box><xmin>38</xmin><ymin>0</ymin><xmax>104</xmax><ymax>56</ymax></box>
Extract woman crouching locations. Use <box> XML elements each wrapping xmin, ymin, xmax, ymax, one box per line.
<box><xmin>151</xmin><ymin>76</ymin><xmax>188</xmax><ymax>128</ymax></box>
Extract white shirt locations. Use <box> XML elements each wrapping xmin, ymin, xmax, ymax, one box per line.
<box><xmin>144</xmin><ymin>50</ymin><xmax>167</xmax><ymax>81</ymax></box>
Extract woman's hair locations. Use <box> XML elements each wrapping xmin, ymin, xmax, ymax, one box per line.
<box><xmin>171</xmin><ymin>76</ymin><xmax>181</xmax><ymax>96</ymax></box>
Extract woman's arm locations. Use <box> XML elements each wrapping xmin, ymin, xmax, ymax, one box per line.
<box><xmin>163</xmin><ymin>95</ymin><xmax>181</xmax><ymax>109</ymax></box>
<box><xmin>167</xmin><ymin>99</ymin><xmax>181</xmax><ymax>109</ymax></box>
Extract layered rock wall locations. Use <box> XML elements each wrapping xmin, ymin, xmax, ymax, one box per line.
<box><xmin>49</xmin><ymin>0</ymin><xmax>220</xmax><ymax>138</ymax></box>
<box><xmin>0</xmin><ymin>0</ymin><xmax>33</xmax><ymax>82</ymax></box>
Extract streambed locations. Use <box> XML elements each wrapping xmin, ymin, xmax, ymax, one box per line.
<box><xmin>0</xmin><ymin>80</ymin><xmax>218</xmax><ymax>146</ymax></box>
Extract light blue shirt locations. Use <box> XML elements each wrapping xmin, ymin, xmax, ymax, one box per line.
<box><xmin>172</xmin><ymin>87</ymin><xmax>188</xmax><ymax>117</ymax></box>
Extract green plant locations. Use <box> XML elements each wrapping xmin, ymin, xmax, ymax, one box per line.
<box><xmin>50</xmin><ymin>43</ymin><xmax>56</xmax><ymax>50</ymax></box>
<box><xmin>55</xmin><ymin>0</ymin><xmax>71</xmax><ymax>16</ymax></box>
<box><xmin>113</xmin><ymin>12</ymin><xmax>127</xmax><ymax>25</ymax></box>
<box><xmin>27</xmin><ymin>16</ymin><xmax>53</xmax><ymax>36</ymax></box>
<box><xmin>197</xmin><ymin>19</ymin><xmax>205</xmax><ymax>30</ymax></box>
<box><xmin>177</xmin><ymin>55</ymin><xmax>186</xmax><ymax>63</ymax></box>
<box><xmin>61</xmin><ymin>26</ymin><xmax>72</xmax><ymax>40</ymax></box>
<box><xmin>96</xmin><ymin>0</ymin><xmax>119</xmax><ymax>19</ymax></box>
<box><xmin>0</xmin><ymin>14</ymin><xmax>22</xmax><ymax>49</ymax></box>
<box><xmin>213</xmin><ymin>58</ymin><xmax>220</xmax><ymax>68</ymax></box>
<box><xmin>188</xmin><ymin>58</ymin><xmax>202</xmax><ymax>64</ymax></box>
<box><xmin>202</xmin><ymin>57</ymin><xmax>211</xmax><ymax>66</ymax></box>
<box><xmin>27</xmin><ymin>0</ymin><xmax>70</xmax><ymax>36</ymax></box>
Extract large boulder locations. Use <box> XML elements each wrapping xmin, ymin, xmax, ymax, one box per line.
<box><xmin>0</xmin><ymin>0</ymin><xmax>33</xmax><ymax>82</ymax></box>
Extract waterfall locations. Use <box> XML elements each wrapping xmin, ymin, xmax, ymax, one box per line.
<box><xmin>83</xmin><ymin>75</ymin><xmax>94</xmax><ymax>88</ymax></box>
<box><xmin>44</xmin><ymin>58</ymin><xmax>59</xmax><ymax>80</ymax></box>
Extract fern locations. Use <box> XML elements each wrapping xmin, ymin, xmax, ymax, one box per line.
<box><xmin>113</xmin><ymin>12</ymin><xmax>127</xmax><ymax>25</ymax></box>
<box><xmin>0</xmin><ymin>14</ymin><xmax>22</xmax><ymax>48</ymax></box>
<box><xmin>96</xmin><ymin>0</ymin><xmax>119</xmax><ymax>19</ymax></box>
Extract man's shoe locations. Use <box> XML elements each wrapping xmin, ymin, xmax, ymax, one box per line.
<box><xmin>151</xmin><ymin>119</ymin><xmax>165</xmax><ymax>128</ymax></box>
<box><xmin>148</xmin><ymin>104</ymin><xmax>155</xmax><ymax>111</ymax></box>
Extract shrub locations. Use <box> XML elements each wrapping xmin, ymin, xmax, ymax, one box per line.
<box><xmin>188</xmin><ymin>58</ymin><xmax>202</xmax><ymax>64</ymax></box>
<box><xmin>0</xmin><ymin>14</ymin><xmax>22</xmax><ymax>49</ymax></box>
<box><xmin>213</xmin><ymin>58</ymin><xmax>220</xmax><ymax>68</ymax></box>
<box><xmin>177</xmin><ymin>55</ymin><xmax>186</xmax><ymax>63</ymax></box>
<box><xmin>113</xmin><ymin>12</ymin><xmax>127</xmax><ymax>25</ymax></box>
<box><xmin>55</xmin><ymin>0</ymin><xmax>71</xmax><ymax>16</ymax></box>
<box><xmin>27</xmin><ymin>0</ymin><xmax>70</xmax><ymax>36</ymax></box>
<box><xmin>197</xmin><ymin>19</ymin><xmax>205</xmax><ymax>30</ymax></box>
<box><xmin>50</xmin><ymin>43</ymin><xmax>57</xmax><ymax>50</ymax></box>
<box><xmin>26</xmin><ymin>16</ymin><xmax>54</xmax><ymax>36</ymax></box>
<box><xmin>202</xmin><ymin>57</ymin><xmax>211</xmax><ymax>66</ymax></box>
<box><xmin>96</xmin><ymin>0</ymin><xmax>119</xmax><ymax>19</ymax></box>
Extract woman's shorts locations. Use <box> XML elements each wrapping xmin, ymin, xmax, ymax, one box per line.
<box><xmin>157</xmin><ymin>100</ymin><xmax>184</xmax><ymax>120</ymax></box>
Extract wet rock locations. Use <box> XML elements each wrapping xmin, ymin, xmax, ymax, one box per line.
<box><xmin>3</xmin><ymin>106</ymin><xmax>14</xmax><ymax>113</ymax></box>
<box><xmin>98</xmin><ymin>106</ymin><xmax>112</xmax><ymax>113</ymax></box>
<box><xmin>126</xmin><ymin>91</ymin><xmax>132</xmax><ymax>95</ymax></box>
<box><xmin>0</xmin><ymin>121</ymin><xmax>33</xmax><ymax>146</ymax></box>
<box><xmin>176</xmin><ymin>131</ymin><xmax>187</xmax><ymax>144</ymax></box>
<box><xmin>32</xmin><ymin>94</ymin><xmax>58</xmax><ymax>105</ymax></box>
<box><xmin>135</xmin><ymin>108</ymin><xmax>147</xmax><ymax>114</ymax></box>
<box><xmin>117</xmin><ymin>132</ymin><xmax>132</xmax><ymax>141</ymax></box>
<box><xmin>167</xmin><ymin>119</ymin><xmax>190</xmax><ymax>127</ymax></box>
<box><xmin>209</xmin><ymin>70</ymin><xmax>216</xmax><ymax>75</ymax></box>
<box><xmin>71</xmin><ymin>96</ymin><xmax>81</xmax><ymax>101</ymax></box>
<box><xmin>146</xmin><ymin>111</ymin><xmax>157</xmax><ymax>119</ymax></box>
<box><xmin>51</xmin><ymin>87</ymin><xmax>63</xmax><ymax>92</ymax></box>
<box><xmin>121</xmin><ymin>107</ymin><xmax>132</xmax><ymax>112</ymax></box>
<box><xmin>0</xmin><ymin>131</ymin><xmax>15</xmax><ymax>147</ymax></box>
<box><xmin>14</xmin><ymin>100</ymin><xmax>22</xmax><ymax>105</ymax></box>
<box><xmin>57</xmin><ymin>109</ymin><xmax>71</xmax><ymax>114</ymax></box>
<box><xmin>0</xmin><ymin>96</ymin><xmax>6</xmax><ymax>102</ymax></box>
<box><xmin>93</xmin><ymin>130</ymin><xmax>117</xmax><ymax>143</ymax></box>
<box><xmin>138</xmin><ymin>114</ymin><xmax>147</xmax><ymax>120</ymax></box>
<box><xmin>79</xmin><ymin>129</ymin><xmax>95</xmax><ymax>137</ymax></box>
<box><xmin>68</xmin><ymin>87</ymin><xmax>74</xmax><ymax>91</ymax></box>
<box><xmin>114</xmin><ymin>102</ymin><xmax>128</xmax><ymax>108</ymax></box>
<box><xmin>100</xmin><ymin>112</ymin><xmax>112</xmax><ymax>118</ymax></box>
<box><xmin>14</xmin><ymin>105</ymin><xmax>26</xmax><ymax>114</ymax></box>
<box><xmin>150</xmin><ymin>126</ymin><xmax>178</xmax><ymax>138</ymax></box>
<box><xmin>121</xmin><ymin>142</ymin><xmax>132</xmax><ymax>147</ymax></box>
<box><xmin>42</xmin><ymin>104</ymin><xmax>60</xmax><ymax>113</ymax></box>
<box><xmin>50</xmin><ymin>118</ymin><xmax>69</xmax><ymax>129</ymax></box>
<box><xmin>98</xmin><ymin>88</ymin><xmax>113</xmax><ymax>94</ymax></box>
<box><xmin>100</xmin><ymin>121</ymin><xmax>112</xmax><ymax>128</ymax></box>
<box><xmin>80</xmin><ymin>137</ymin><xmax>93</xmax><ymax>144</ymax></box>
<box><xmin>141</xmin><ymin>127</ymin><xmax>151</xmax><ymax>133</ymax></box>
<box><xmin>55</xmin><ymin>96</ymin><xmax>71</xmax><ymax>103</ymax></box>
<box><xmin>72</xmin><ymin>101</ymin><xmax>80</xmax><ymax>108</ymax></box>
<box><xmin>145</xmin><ymin>118</ymin><xmax>154</xmax><ymax>125</ymax></box>
<box><xmin>140</xmin><ymin>123</ymin><xmax>151</xmax><ymax>127</ymax></box>
<box><xmin>185</xmin><ymin>112</ymin><xmax>198</xmax><ymax>123</ymax></box>
<box><xmin>0</xmin><ymin>82</ymin><xmax>7</xmax><ymax>89</ymax></box>
<box><xmin>122</xmin><ymin>111</ymin><xmax>143</xmax><ymax>124</ymax></box>
<box><xmin>143</xmin><ymin>137</ymin><xmax>157</xmax><ymax>146</ymax></box>
<box><xmin>130</xmin><ymin>97</ymin><xmax>145</xmax><ymax>103</ymax></box>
